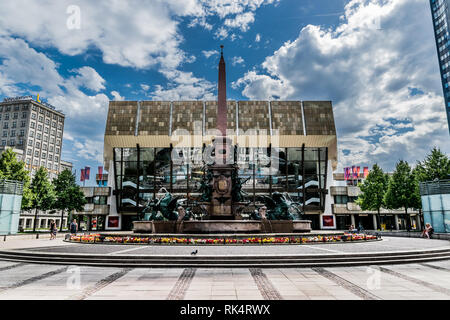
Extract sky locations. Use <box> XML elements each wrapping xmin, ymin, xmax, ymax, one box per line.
<box><xmin>0</xmin><ymin>0</ymin><xmax>448</xmax><ymax>186</ymax></box>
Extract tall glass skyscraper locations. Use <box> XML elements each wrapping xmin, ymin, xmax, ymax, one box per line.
<box><xmin>430</xmin><ymin>0</ymin><xmax>450</xmax><ymax>133</ymax></box>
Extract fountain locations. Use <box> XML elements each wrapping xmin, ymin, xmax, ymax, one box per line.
<box><xmin>133</xmin><ymin>46</ymin><xmax>312</xmax><ymax>234</ymax></box>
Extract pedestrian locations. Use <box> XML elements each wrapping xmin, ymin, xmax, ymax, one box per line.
<box><xmin>422</xmin><ymin>223</ymin><xmax>433</xmax><ymax>239</ymax></box>
<box><xmin>49</xmin><ymin>220</ymin><xmax>56</xmax><ymax>240</ymax></box>
<box><xmin>70</xmin><ymin>219</ymin><xmax>78</xmax><ymax>234</ymax></box>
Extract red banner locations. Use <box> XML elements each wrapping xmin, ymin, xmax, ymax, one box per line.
<box><xmin>85</xmin><ymin>166</ymin><xmax>90</xmax><ymax>180</ymax></box>
<box><xmin>80</xmin><ymin>169</ymin><xmax>85</xmax><ymax>182</ymax></box>
<box><xmin>98</xmin><ymin>166</ymin><xmax>103</xmax><ymax>181</ymax></box>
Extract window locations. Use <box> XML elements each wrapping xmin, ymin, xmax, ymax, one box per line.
<box><xmin>35</xmin><ymin>141</ymin><xmax>40</xmax><ymax>148</ymax></box>
<box><xmin>38</xmin><ymin>124</ymin><xmax>42</xmax><ymax>131</ymax></box>
<box><xmin>0</xmin><ymin>115</ymin><xmax>2</xmax><ymax>121</ymax></box>
<box><xmin>30</xmin><ymin>122</ymin><xmax>35</xmax><ymax>128</ymax></box>
<box><xmin>44</xmin><ymin>135</ymin><xmax>48</xmax><ymax>142</ymax></box>
<box><xmin>56</xmin><ymin>139</ymin><xmax>60</xmax><ymax>146</ymax></box>
<box><xmin>26</xmin><ymin>158</ymin><xmax>30</xmax><ymax>165</ymax></box>
<box><xmin>36</xmin><ymin>133</ymin><xmax>41</xmax><ymax>140</ymax></box>
<box><xmin>14</xmin><ymin>106</ymin><xmax>19</xmax><ymax>111</ymax></box>
<box><xmin>44</xmin><ymin>127</ymin><xmax>49</xmax><ymax>134</ymax></box>
<box><xmin>19</xmin><ymin>130</ymin><xmax>24</xmax><ymax>137</ymax></box>
<box><xmin>2</xmin><ymin>131</ymin><xmax>7</xmax><ymax>137</ymax></box>
<box><xmin>21</xmin><ymin>121</ymin><xmax>26</xmax><ymax>127</ymax></box>
<box><xmin>38</xmin><ymin>116</ymin><xmax>43</xmax><ymax>122</ymax></box>
<box><xmin>1</xmin><ymin>140</ymin><xmax>5</xmax><ymax>146</ymax></box>
<box><xmin>4</xmin><ymin>114</ymin><xmax>9</xmax><ymax>120</ymax></box>
<box><xmin>22</xmin><ymin>112</ymin><xmax>27</xmax><ymax>119</ymax></box>
<box><xmin>29</xmin><ymin>130</ymin><xmax>34</xmax><ymax>137</ymax></box>
<box><xmin>3</xmin><ymin>123</ymin><xmax>8</xmax><ymax>129</ymax></box>
<box><xmin>35</xmin><ymin>151</ymin><xmax>39</xmax><ymax>157</ymax></box>
<box><xmin>12</xmin><ymin>121</ymin><xmax>16</xmax><ymax>128</ymax></box>
<box><xmin>52</xmin><ymin>122</ymin><xmax>56</xmax><ymax>128</ymax></box>
<box><xmin>9</xmin><ymin>140</ymin><xmax>14</xmax><ymax>146</ymax></box>
<box><xmin>53</xmin><ymin>114</ymin><xmax>57</xmax><ymax>120</ymax></box>
<box><xmin>18</xmin><ymin>139</ymin><xmax>23</xmax><ymax>146</ymax></box>
<box><xmin>55</xmin><ymin>147</ymin><xmax>60</xmax><ymax>154</ymax></box>
<box><xmin>50</xmin><ymin>137</ymin><xmax>55</xmax><ymax>144</ymax></box>
<box><xmin>54</xmin><ymin>164</ymin><xmax>58</xmax><ymax>171</ymax></box>
<box><xmin>6</xmin><ymin>106</ymin><xmax>10</xmax><ymax>111</ymax></box>
<box><xmin>49</xmin><ymin>146</ymin><xmax>54</xmax><ymax>152</ymax></box>
<box><xmin>27</xmin><ymin>149</ymin><xmax>32</xmax><ymax>155</ymax></box>
<box><xmin>33</xmin><ymin>159</ymin><xmax>38</xmax><ymax>165</ymax></box>
<box><xmin>51</xmin><ymin>130</ymin><xmax>55</xmax><ymax>136</ymax></box>
<box><xmin>10</xmin><ymin>130</ymin><xmax>15</xmax><ymax>137</ymax></box>
<box><xmin>31</xmin><ymin>113</ymin><xmax>36</xmax><ymax>120</ymax></box>
<box><xmin>43</xmin><ymin>144</ymin><xmax>47</xmax><ymax>150</ymax></box>
<box><xmin>13</xmin><ymin>113</ymin><xmax>18</xmax><ymax>119</ymax></box>
<box><xmin>58</xmin><ymin>124</ymin><xmax>63</xmax><ymax>130</ymax></box>
<box><xmin>49</xmin><ymin>154</ymin><xmax>53</xmax><ymax>161</ymax></box>
<box><xmin>55</xmin><ymin>156</ymin><xmax>59</xmax><ymax>162</ymax></box>
<box><xmin>42</xmin><ymin>153</ymin><xmax>46</xmax><ymax>159</ymax></box>
<box><xmin>45</xmin><ymin>119</ymin><xmax>50</xmax><ymax>125</ymax></box>
<box><xmin>32</xmin><ymin>105</ymin><xmax>37</xmax><ymax>111</ymax></box>
<box><xmin>28</xmin><ymin>139</ymin><xmax>33</xmax><ymax>146</ymax></box>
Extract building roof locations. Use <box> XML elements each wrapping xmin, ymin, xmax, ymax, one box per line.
<box><xmin>104</xmin><ymin>100</ymin><xmax>338</xmax><ymax>169</ymax></box>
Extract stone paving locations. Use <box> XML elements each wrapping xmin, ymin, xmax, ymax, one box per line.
<box><xmin>0</xmin><ymin>236</ymin><xmax>449</xmax><ymax>300</ymax></box>
<box><xmin>0</xmin><ymin>259</ymin><xmax>448</xmax><ymax>300</ymax></box>
<box><xmin>5</xmin><ymin>236</ymin><xmax>449</xmax><ymax>256</ymax></box>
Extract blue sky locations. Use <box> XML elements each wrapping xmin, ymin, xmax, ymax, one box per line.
<box><xmin>0</xmin><ymin>0</ymin><xmax>448</xmax><ymax>186</ymax></box>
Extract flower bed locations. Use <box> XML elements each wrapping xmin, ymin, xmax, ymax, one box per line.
<box><xmin>68</xmin><ymin>233</ymin><xmax>379</xmax><ymax>245</ymax></box>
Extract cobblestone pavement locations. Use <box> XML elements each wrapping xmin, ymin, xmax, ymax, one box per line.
<box><xmin>0</xmin><ymin>259</ymin><xmax>448</xmax><ymax>300</ymax></box>
<box><xmin>4</xmin><ymin>236</ymin><xmax>449</xmax><ymax>256</ymax></box>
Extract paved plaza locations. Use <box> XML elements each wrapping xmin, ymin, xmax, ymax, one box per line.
<box><xmin>0</xmin><ymin>236</ymin><xmax>449</xmax><ymax>300</ymax></box>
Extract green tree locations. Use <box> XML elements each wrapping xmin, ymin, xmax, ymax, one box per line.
<box><xmin>414</xmin><ymin>147</ymin><xmax>450</xmax><ymax>182</ymax></box>
<box><xmin>384</xmin><ymin>161</ymin><xmax>421</xmax><ymax>231</ymax></box>
<box><xmin>356</xmin><ymin>164</ymin><xmax>389</xmax><ymax>230</ymax></box>
<box><xmin>31</xmin><ymin>167</ymin><xmax>56</xmax><ymax>232</ymax></box>
<box><xmin>53</xmin><ymin>169</ymin><xmax>87</xmax><ymax>231</ymax></box>
<box><xmin>0</xmin><ymin>148</ymin><xmax>34</xmax><ymax>209</ymax></box>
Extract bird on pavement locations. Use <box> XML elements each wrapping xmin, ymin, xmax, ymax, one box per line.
<box><xmin>191</xmin><ymin>249</ymin><xmax>198</xmax><ymax>255</ymax></box>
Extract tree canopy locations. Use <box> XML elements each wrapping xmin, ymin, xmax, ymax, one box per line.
<box><xmin>357</xmin><ymin>163</ymin><xmax>389</xmax><ymax>214</ymax></box>
<box><xmin>414</xmin><ymin>147</ymin><xmax>450</xmax><ymax>182</ymax></box>
<box><xmin>53</xmin><ymin>169</ymin><xmax>86</xmax><ymax>212</ymax></box>
<box><xmin>0</xmin><ymin>148</ymin><xmax>34</xmax><ymax>209</ymax></box>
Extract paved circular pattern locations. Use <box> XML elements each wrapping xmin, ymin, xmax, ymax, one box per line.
<box><xmin>18</xmin><ymin>237</ymin><xmax>450</xmax><ymax>256</ymax></box>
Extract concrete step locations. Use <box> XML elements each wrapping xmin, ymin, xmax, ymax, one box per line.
<box><xmin>1</xmin><ymin>249</ymin><xmax>449</xmax><ymax>268</ymax></box>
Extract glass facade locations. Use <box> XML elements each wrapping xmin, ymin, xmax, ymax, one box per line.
<box><xmin>0</xmin><ymin>180</ymin><xmax>24</xmax><ymax>235</ymax></box>
<box><xmin>112</xmin><ymin>147</ymin><xmax>329</xmax><ymax>217</ymax></box>
<box><xmin>431</xmin><ymin>0</ymin><xmax>450</xmax><ymax>132</ymax></box>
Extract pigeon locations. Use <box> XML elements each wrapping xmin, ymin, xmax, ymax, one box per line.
<box><xmin>191</xmin><ymin>249</ymin><xmax>198</xmax><ymax>255</ymax></box>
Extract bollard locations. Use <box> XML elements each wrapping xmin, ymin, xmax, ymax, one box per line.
<box><xmin>36</xmin><ymin>233</ymin><xmax>39</xmax><ymax>239</ymax></box>
<box><xmin>3</xmin><ymin>235</ymin><xmax>6</xmax><ymax>241</ymax></box>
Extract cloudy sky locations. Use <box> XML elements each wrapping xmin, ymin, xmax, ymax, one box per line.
<box><xmin>0</xmin><ymin>0</ymin><xmax>448</xmax><ymax>185</ymax></box>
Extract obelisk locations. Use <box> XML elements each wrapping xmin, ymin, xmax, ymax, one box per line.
<box><xmin>209</xmin><ymin>45</ymin><xmax>234</xmax><ymax>219</ymax></box>
<box><xmin>217</xmin><ymin>45</ymin><xmax>227</xmax><ymax>137</ymax></box>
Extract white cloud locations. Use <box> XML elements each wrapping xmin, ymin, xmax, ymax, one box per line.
<box><xmin>255</xmin><ymin>33</ymin><xmax>261</xmax><ymax>42</ymax></box>
<box><xmin>224</xmin><ymin>12</ymin><xmax>255</xmax><ymax>32</ymax></box>
<box><xmin>202</xmin><ymin>50</ymin><xmax>219</xmax><ymax>58</ymax></box>
<box><xmin>111</xmin><ymin>91</ymin><xmax>125</xmax><ymax>101</ymax></box>
<box><xmin>70</xmin><ymin>67</ymin><xmax>106</xmax><ymax>92</ymax></box>
<box><xmin>151</xmin><ymin>70</ymin><xmax>215</xmax><ymax>100</ymax></box>
<box><xmin>233</xmin><ymin>0</ymin><xmax>449</xmax><ymax>170</ymax></box>
<box><xmin>232</xmin><ymin>56</ymin><xmax>245</xmax><ymax>66</ymax></box>
<box><xmin>215</xmin><ymin>27</ymin><xmax>229</xmax><ymax>40</ymax></box>
<box><xmin>140</xmin><ymin>84</ymin><xmax>150</xmax><ymax>91</ymax></box>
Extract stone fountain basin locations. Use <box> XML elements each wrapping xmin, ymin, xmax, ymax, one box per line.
<box><xmin>133</xmin><ymin>220</ymin><xmax>312</xmax><ymax>234</ymax></box>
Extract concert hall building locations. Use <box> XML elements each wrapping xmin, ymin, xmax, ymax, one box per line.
<box><xmin>103</xmin><ymin>99</ymin><xmax>338</xmax><ymax>231</ymax></box>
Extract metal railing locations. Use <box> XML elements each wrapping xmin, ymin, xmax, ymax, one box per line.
<box><xmin>419</xmin><ymin>179</ymin><xmax>450</xmax><ymax>196</ymax></box>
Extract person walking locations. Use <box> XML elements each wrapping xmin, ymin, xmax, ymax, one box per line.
<box><xmin>49</xmin><ymin>220</ymin><xmax>56</xmax><ymax>240</ymax></box>
<box><xmin>70</xmin><ymin>219</ymin><xmax>78</xmax><ymax>234</ymax></box>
